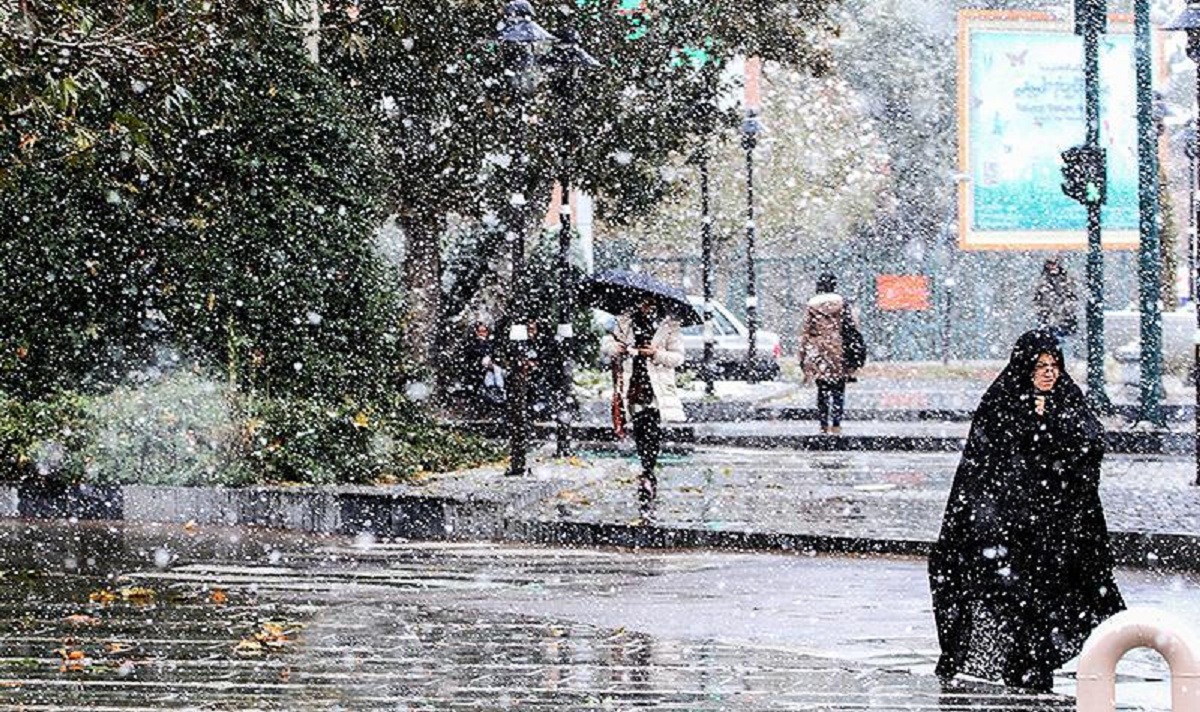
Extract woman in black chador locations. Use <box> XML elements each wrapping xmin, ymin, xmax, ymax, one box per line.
<box><xmin>928</xmin><ymin>329</ymin><xmax>1124</xmax><ymax>692</ymax></box>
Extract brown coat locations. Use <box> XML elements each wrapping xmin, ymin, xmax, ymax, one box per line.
<box><xmin>798</xmin><ymin>293</ymin><xmax>848</xmax><ymax>382</ymax></box>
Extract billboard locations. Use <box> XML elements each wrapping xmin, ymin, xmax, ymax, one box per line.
<box><xmin>957</xmin><ymin>11</ymin><xmax>1140</xmax><ymax>250</ymax></box>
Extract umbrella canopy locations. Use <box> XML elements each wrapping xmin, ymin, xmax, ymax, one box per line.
<box><xmin>581</xmin><ymin>269</ymin><xmax>702</xmax><ymax>327</ymax></box>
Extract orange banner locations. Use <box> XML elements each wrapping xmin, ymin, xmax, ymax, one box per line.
<box><xmin>876</xmin><ymin>275</ymin><xmax>931</xmax><ymax>311</ymax></box>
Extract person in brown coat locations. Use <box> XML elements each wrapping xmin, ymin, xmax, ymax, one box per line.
<box><xmin>798</xmin><ymin>272</ymin><xmax>856</xmax><ymax>434</ymax></box>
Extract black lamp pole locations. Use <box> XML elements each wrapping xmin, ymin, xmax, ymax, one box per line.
<box><xmin>545</xmin><ymin>29</ymin><xmax>599</xmax><ymax>457</ymax></box>
<box><xmin>497</xmin><ymin>0</ymin><xmax>553</xmax><ymax>477</ymax></box>
<box><xmin>1165</xmin><ymin>1</ymin><xmax>1200</xmax><ymax>484</ymax></box>
<box><xmin>699</xmin><ymin>147</ymin><xmax>715</xmax><ymax>395</ymax></box>
<box><xmin>742</xmin><ymin>109</ymin><xmax>763</xmax><ymax>379</ymax></box>
<box><xmin>1078</xmin><ymin>0</ymin><xmax>1113</xmax><ymax>413</ymax></box>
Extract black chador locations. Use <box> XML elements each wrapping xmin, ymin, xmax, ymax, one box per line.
<box><xmin>928</xmin><ymin>330</ymin><xmax>1125</xmax><ymax>691</ymax></box>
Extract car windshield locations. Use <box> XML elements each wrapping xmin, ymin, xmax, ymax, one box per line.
<box><xmin>681</xmin><ymin>305</ymin><xmax>738</xmax><ymax>336</ymax></box>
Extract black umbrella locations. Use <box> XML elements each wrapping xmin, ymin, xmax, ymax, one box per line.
<box><xmin>581</xmin><ymin>269</ymin><xmax>702</xmax><ymax>326</ymax></box>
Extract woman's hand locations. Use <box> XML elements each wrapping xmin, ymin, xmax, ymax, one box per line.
<box><xmin>638</xmin><ymin>346</ymin><xmax>657</xmax><ymax>358</ymax></box>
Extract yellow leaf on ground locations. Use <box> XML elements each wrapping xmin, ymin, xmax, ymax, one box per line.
<box><xmin>234</xmin><ymin>639</ymin><xmax>264</xmax><ymax>655</ymax></box>
<box><xmin>88</xmin><ymin>590</ymin><xmax>117</xmax><ymax>605</ymax></box>
<box><xmin>104</xmin><ymin>642</ymin><xmax>134</xmax><ymax>654</ymax></box>
<box><xmin>118</xmin><ymin>587</ymin><xmax>156</xmax><ymax>604</ymax></box>
<box><xmin>63</xmin><ymin>614</ymin><xmax>99</xmax><ymax>626</ymax></box>
<box><xmin>209</xmin><ymin>589</ymin><xmax>227</xmax><ymax>605</ymax></box>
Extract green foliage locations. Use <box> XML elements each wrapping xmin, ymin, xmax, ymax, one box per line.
<box><xmin>0</xmin><ymin>383</ymin><xmax>502</xmax><ymax>486</ymax></box>
<box><xmin>82</xmin><ymin>371</ymin><xmax>251</xmax><ymax>486</ymax></box>
<box><xmin>237</xmin><ymin>394</ymin><xmax>504</xmax><ymax>485</ymax></box>
<box><xmin>0</xmin><ymin>392</ymin><xmax>91</xmax><ymax>482</ymax></box>
<box><xmin>441</xmin><ymin>225</ymin><xmax>599</xmax><ymax>372</ymax></box>
<box><xmin>1</xmin><ymin>1</ymin><xmax>401</xmax><ymax>403</ymax></box>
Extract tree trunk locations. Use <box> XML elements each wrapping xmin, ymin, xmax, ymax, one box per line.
<box><xmin>399</xmin><ymin>211</ymin><xmax>445</xmax><ymax>385</ymax></box>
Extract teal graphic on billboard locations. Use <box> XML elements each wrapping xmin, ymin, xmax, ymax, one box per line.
<box><xmin>958</xmin><ymin>12</ymin><xmax>1139</xmax><ymax>250</ymax></box>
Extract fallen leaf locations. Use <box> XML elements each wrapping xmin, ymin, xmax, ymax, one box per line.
<box><xmin>234</xmin><ymin>639</ymin><xmax>263</xmax><ymax>655</ymax></box>
<box><xmin>557</xmin><ymin>490</ymin><xmax>590</xmax><ymax>505</ymax></box>
<box><xmin>88</xmin><ymin>590</ymin><xmax>117</xmax><ymax>605</ymax></box>
<box><xmin>104</xmin><ymin>641</ymin><xmax>134</xmax><ymax>654</ymax></box>
<box><xmin>63</xmin><ymin>614</ymin><xmax>100</xmax><ymax>626</ymax></box>
<box><xmin>209</xmin><ymin>589</ymin><xmax>227</xmax><ymax>605</ymax></box>
<box><xmin>182</xmin><ymin>520</ymin><xmax>199</xmax><ymax>533</ymax></box>
<box><xmin>118</xmin><ymin>587</ymin><xmax>156</xmax><ymax>604</ymax></box>
<box><xmin>54</xmin><ymin>647</ymin><xmax>88</xmax><ymax>671</ymax></box>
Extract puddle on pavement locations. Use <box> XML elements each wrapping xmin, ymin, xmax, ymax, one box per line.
<box><xmin>0</xmin><ymin>521</ymin><xmax>1150</xmax><ymax>711</ymax></box>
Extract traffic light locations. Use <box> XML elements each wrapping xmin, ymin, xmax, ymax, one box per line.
<box><xmin>1060</xmin><ymin>144</ymin><xmax>1106</xmax><ymax>205</ymax></box>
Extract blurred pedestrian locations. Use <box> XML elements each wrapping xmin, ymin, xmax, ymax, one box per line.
<box><xmin>524</xmin><ymin>320</ymin><xmax>556</xmax><ymax>420</ymax></box>
<box><xmin>928</xmin><ymin>329</ymin><xmax>1125</xmax><ymax>692</ymax></box>
<box><xmin>1033</xmin><ymin>257</ymin><xmax>1080</xmax><ymax>346</ymax></box>
<box><xmin>463</xmin><ymin>322</ymin><xmax>505</xmax><ymax>412</ymax></box>
<box><xmin>601</xmin><ymin>299</ymin><xmax>685</xmax><ymax>508</ymax></box>
<box><xmin>797</xmin><ymin>272</ymin><xmax>860</xmax><ymax>434</ymax></box>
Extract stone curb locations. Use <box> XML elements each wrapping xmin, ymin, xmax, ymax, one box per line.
<box><xmin>569</xmin><ymin>400</ymin><xmax>1198</xmax><ymax>426</ymax></box>
<box><xmin>590</xmin><ymin>401</ymin><xmax>1199</xmax><ymax>423</ymax></box>
<box><xmin>471</xmin><ymin>424</ymin><xmax>1196</xmax><ymax>456</ymax></box>
<box><xmin>506</xmin><ymin>519</ymin><xmax>1200</xmax><ymax>572</ymax></box>
<box><xmin>0</xmin><ymin>479</ymin><xmax>561</xmax><ymax>542</ymax></box>
<box><xmin>3</xmin><ymin>481</ymin><xmax>1197</xmax><ymax>571</ymax></box>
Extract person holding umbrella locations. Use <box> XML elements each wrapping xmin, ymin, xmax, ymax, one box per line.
<box><xmin>587</xmin><ymin>270</ymin><xmax>694</xmax><ymax>508</ymax></box>
<box><xmin>601</xmin><ymin>299</ymin><xmax>685</xmax><ymax>506</ymax></box>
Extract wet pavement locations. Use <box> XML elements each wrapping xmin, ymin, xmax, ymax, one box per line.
<box><xmin>533</xmin><ymin>448</ymin><xmax>1200</xmax><ymax>551</ymax></box>
<box><xmin>0</xmin><ymin>521</ymin><xmax>1188</xmax><ymax>711</ymax></box>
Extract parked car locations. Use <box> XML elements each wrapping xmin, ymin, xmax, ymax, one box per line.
<box><xmin>681</xmin><ymin>296</ymin><xmax>781</xmax><ymax>381</ymax></box>
<box><xmin>591</xmin><ymin>297</ymin><xmax>782</xmax><ymax>381</ymax></box>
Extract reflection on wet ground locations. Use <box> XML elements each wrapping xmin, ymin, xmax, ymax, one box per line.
<box><xmin>0</xmin><ymin>521</ymin><xmax>1162</xmax><ymax>710</ymax></box>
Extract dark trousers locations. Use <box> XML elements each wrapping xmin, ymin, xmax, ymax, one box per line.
<box><xmin>816</xmin><ymin>379</ymin><xmax>845</xmax><ymax>428</ymax></box>
<box><xmin>631</xmin><ymin>407</ymin><xmax>662</xmax><ymax>479</ymax></box>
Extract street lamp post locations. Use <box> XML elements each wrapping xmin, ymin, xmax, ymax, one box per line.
<box><xmin>696</xmin><ymin>146</ymin><xmax>716</xmax><ymax>396</ymax></box>
<box><xmin>544</xmin><ymin>29</ymin><xmax>600</xmax><ymax>458</ymax></box>
<box><xmin>1187</xmin><ymin>128</ymin><xmax>1198</xmax><ymax>308</ymax></box>
<box><xmin>1136</xmin><ymin>0</ymin><xmax>1165</xmax><ymax>425</ymax></box>
<box><xmin>1078</xmin><ymin>0</ymin><xmax>1114</xmax><ymax>412</ymax></box>
<box><xmin>742</xmin><ymin>109</ymin><xmax>763</xmax><ymax>379</ymax></box>
<box><xmin>496</xmin><ymin>0</ymin><xmax>553</xmax><ymax>477</ymax></box>
<box><xmin>1165</xmin><ymin>1</ymin><xmax>1200</xmax><ymax>484</ymax></box>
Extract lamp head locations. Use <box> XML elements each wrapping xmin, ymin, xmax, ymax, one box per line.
<box><xmin>497</xmin><ymin>0</ymin><xmax>554</xmax><ymax>45</ymax></box>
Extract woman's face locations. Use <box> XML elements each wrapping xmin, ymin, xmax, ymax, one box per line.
<box><xmin>1032</xmin><ymin>352</ymin><xmax>1060</xmax><ymax>392</ymax></box>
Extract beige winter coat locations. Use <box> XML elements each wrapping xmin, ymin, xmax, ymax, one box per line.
<box><xmin>600</xmin><ymin>314</ymin><xmax>686</xmax><ymax>422</ymax></box>
<box><xmin>798</xmin><ymin>293</ymin><xmax>850</xmax><ymax>382</ymax></box>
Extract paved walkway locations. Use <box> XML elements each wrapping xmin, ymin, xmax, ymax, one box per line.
<box><xmin>514</xmin><ymin>449</ymin><xmax>1200</xmax><ymax>566</ymax></box>
<box><xmin>614</xmin><ymin>360</ymin><xmax>1198</xmax><ymax>418</ymax></box>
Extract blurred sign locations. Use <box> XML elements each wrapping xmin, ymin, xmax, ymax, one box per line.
<box><xmin>957</xmin><ymin>11</ymin><xmax>1139</xmax><ymax>250</ymax></box>
<box><xmin>876</xmin><ymin>275</ymin><xmax>931</xmax><ymax>311</ymax></box>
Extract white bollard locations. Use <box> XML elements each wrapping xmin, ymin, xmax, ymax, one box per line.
<box><xmin>1077</xmin><ymin>608</ymin><xmax>1200</xmax><ymax>712</ymax></box>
